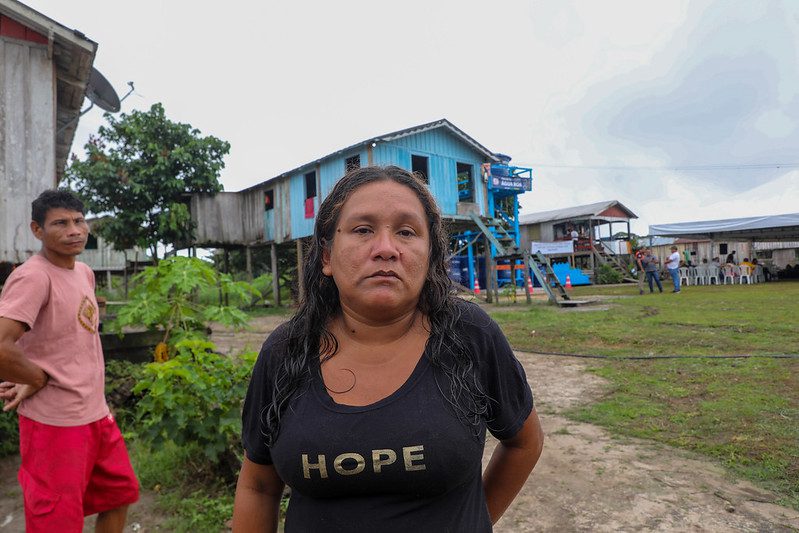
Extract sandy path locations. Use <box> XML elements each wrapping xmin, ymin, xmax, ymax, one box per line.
<box><xmin>1</xmin><ymin>316</ymin><xmax>797</xmax><ymax>532</ymax></box>
<box><xmin>490</xmin><ymin>352</ymin><xmax>799</xmax><ymax>532</ymax></box>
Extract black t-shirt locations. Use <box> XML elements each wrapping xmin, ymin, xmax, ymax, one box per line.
<box><xmin>242</xmin><ymin>300</ymin><xmax>534</xmax><ymax>532</ymax></box>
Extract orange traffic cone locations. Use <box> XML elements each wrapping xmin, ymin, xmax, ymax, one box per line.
<box><xmin>474</xmin><ymin>277</ymin><xmax>481</xmax><ymax>296</ymax></box>
<box><xmin>565</xmin><ymin>274</ymin><xmax>572</xmax><ymax>290</ymax></box>
<box><xmin>527</xmin><ymin>276</ymin><xmax>534</xmax><ymax>295</ymax></box>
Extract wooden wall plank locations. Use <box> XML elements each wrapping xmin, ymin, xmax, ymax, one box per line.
<box><xmin>0</xmin><ymin>39</ymin><xmax>56</xmax><ymax>262</ymax></box>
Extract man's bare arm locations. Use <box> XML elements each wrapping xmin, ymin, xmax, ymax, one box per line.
<box><xmin>0</xmin><ymin>317</ymin><xmax>48</xmax><ymax>400</ymax></box>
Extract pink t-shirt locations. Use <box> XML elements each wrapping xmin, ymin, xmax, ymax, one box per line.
<box><xmin>0</xmin><ymin>255</ymin><xmax>109</xmax><ymax>426</ymax></box>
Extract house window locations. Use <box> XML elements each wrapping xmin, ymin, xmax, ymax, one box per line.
<box><xmin>456</xmin><ymin>162</ymin><xmax>473</xmax><ymax>202</ymax></box>
<box><xmin>264</xmin><ymin>190</ymin><xmax>274</xmax><ymax>211</ymax></box>
<box><xmin>345</xmin><ymin>155</ymin><xmax>361</xmax><ymax>172</ymax></box>
<box><xmin>719</xmin><ymin>243</ymin><xmax>728</xmax><ymax>255</ymax></box>
<box><xmin>304</xmin><ymin>171</ymin><xmax>317</xmax><ymax>199</ymax></box>
<box><xmin>411</xmin><ymin>155</ymin><xmax>429</xmax><ymax>184</ymax></box>
<box><xmin>85</xmin><ymin>234</ymin><xmax>98</xmax><ymax>250</ymax></box>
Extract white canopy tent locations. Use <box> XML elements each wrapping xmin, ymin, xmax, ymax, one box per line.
<box><xmin>649</xmin><ymin>213</ymin><xmax>799</xmax><ymax>241</ymax></box>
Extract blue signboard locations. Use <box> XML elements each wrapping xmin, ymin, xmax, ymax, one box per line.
<box><xmin>482</xmin><ymin>163</ymin><xmax>532</xmax><ymax>192</ymax></box>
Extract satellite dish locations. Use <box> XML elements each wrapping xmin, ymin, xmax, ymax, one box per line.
<box><xmin>85</xmin><ymin>67</ymin><xmax>121</xmax><ymax>112</ymax></box>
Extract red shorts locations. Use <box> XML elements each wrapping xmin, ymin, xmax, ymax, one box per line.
<box><xmin>18</xmin><ymin>413</ymin><xmax>139</xmax><ymax>533</ymax></box>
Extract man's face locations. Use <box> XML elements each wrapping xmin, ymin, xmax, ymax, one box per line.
<box><xmin>31</xmin><ymin>208</ymin><xmax>89</xmax><ymax>258</ymax></box>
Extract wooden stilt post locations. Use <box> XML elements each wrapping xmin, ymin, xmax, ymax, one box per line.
<box><xmin>523</xmin><ymin>251</ymin><xmax>532</xmax><ymax>304</ymax></box>
<box><xmin>485</xmin><ymin>237</ymin><xmax>493</xmax><ymax>304</ymax></box>
<box><xmin>296</xmin><ymin>239</ymin><xmax>304</xmax><ymax>299</ymax></box>
<box><xmin>123</xmin><ymin>251</ymin><xmax>129</xmax><ymax>300</ymax></box>
<box><xmin>223</xmin><ymin>249</ymin><xmax>230</xmax><ymax>306</ymax></box>
<box><xmin>271</xmin><ymin>243</ymin><xmax>280</xmax><ymax>307</ymax></box>
<box><xmin>245</xmin><ymin>246</ymin><xmax>253</xmax><ymax>282</ymax></box>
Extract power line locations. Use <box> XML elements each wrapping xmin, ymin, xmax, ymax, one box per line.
<box><xmin>526</xmin><ymin>162</ymin><xmax>799</xmax><ymax>171</ymax></box>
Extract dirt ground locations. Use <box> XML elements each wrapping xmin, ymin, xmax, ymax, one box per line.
<box><xmin>1</xmin><ymin>315</ymin><xmax>798</xmax><ymax>532</ymax></box>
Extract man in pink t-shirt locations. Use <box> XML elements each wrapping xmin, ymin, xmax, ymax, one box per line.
<box><xmin>0</xmin><ymin>190</ymin><xmax>138</xmax><ymax>532</ymax></box>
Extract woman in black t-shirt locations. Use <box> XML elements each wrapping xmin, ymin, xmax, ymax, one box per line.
<box><xmin>232</xmin><ymin>166</ymin><xmax>544</xmax><ymax>532</ymax></box>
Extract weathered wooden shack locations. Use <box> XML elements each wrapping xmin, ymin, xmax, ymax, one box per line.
<box><xmin>0</xmin><ymin>0</ymin><xmax>97</xmax><ymax>264</ymax></box>
<box><xmin>192</xmin><ymin>119</ymin><xmax>534</xmax><ymax>303</ymax></box>
<box><xmin>519</xmin><ymin>200</ymin><xmax>637</xmax><ymax>280</ymax></box>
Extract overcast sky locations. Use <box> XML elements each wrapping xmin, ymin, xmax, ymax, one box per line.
<box><xmin>28</xmin><ymin>0</ymin><xmax>799</xmax><ymax>235</ymax></box>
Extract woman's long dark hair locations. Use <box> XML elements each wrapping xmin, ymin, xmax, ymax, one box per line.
<box><xmin>261</xmin><ymin>165</ymin><xmax>489</xmax><ymax>445</ymax></box>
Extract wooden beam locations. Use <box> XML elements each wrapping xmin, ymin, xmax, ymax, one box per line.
<box><xmin>245</xmin><ymin>246</ymin><xmax>253</xmax><ymax>282</ymax></box>
<box><xmin>522</xmin><ymin>251</ymin><xmax>532</xmax><ymax>305</ymax></box>
<box><xmin>271</xmin><ymin>243</ymin><xmax>280</xmax><ymax>307</ymax></box>
<box><xmin>296</xmin><ymin>239</ymin><xmax>304</xmax><ymax>298</ymax></box>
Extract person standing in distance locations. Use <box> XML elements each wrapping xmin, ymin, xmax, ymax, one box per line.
<box><xmin>643</xmin><ymin>249</ymin><xmax>663</xmax><ymax>293</ymax></box>
<box><xmin>634</xmin><ymin>247</ymin><xmax>646</xmax><ymax>295</ymax></box>
<box><xmin>0</xmin><ymin>190</ymin><xmax>139</xmax><ymax>533</ymax></box>
<box><xmin>666</xmin><ymin>245</ymin><xmax>682</xmax><ymax>293</ymax></box>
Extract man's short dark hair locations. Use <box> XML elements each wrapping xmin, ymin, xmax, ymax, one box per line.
<box><xmin>31</xmin><ymin>189</ymin><xmax>84</xmax><ymax>226</ymax></box>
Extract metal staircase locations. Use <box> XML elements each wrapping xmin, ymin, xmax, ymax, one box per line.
<box><xmin>592</xmin><ymin>242</ymin><xmax>636</xmax><ymax>282</ymax></box>
<box><xmin>467</xmin><ymin>213</ymin><xmax>519</xmax><ymax>258</ymax></box>
<box><xmin>528</xmin><ymin>252</ymin><xmax>570</xmax><ymax>302</ymax></box>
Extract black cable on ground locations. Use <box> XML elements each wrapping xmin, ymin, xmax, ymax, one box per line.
<box><xmin>525</xmin><ymin>351</ymin><xmax>799</xmax><ymax>361</ymax></box>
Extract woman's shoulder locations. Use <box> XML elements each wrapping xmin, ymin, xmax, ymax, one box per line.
<box><xmin>448</xmin><ymin>298</ymin><xmax>502</xmax><ymax>339</ymax></box>
<box><xmin>258</xmin><ymin>320</ymin><xmax>294</xmax><ymax>360</ymax></box>
<box><xmin>451</xmin><ymin>297</ymin><xmax>491</xmax><ymax>323</ymax></box>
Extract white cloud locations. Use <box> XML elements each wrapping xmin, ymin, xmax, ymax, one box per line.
<box><xmin>24</xmin><ymin>0</ymin><xmax>799</xmax><ymax>230</ymax></box>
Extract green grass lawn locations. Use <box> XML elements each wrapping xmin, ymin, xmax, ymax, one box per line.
<box><xmin>490</xmin><ymin>281</ymin><xmax>799</xmax><ymax>357</ymax></box>
<box><xmin>488</xmin><ymin>281</ymin><xmax>799</xmax><ymax>509</ymax></box>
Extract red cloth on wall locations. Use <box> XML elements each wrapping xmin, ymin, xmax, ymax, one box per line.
<box><xmin>305</xmin><ymin>197</ymin><xmax>315</xmax><ymax>219</ymax></box>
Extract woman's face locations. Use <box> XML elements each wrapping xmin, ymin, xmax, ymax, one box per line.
<box><xmin>322</xmin><ymin>180</ymin><xmax>431</xmax><ymax>320</ymax></box>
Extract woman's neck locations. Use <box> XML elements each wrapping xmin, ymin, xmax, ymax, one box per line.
<box><xmin>334</xmin><ymin>306</ymin><xmax>420</xmax><ymax>348</ymax></box>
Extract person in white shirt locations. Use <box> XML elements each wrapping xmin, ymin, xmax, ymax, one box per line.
<box><xmin>665</xmin><ymin>245</ymin><xmax>681</xmax><ymax>293</ymax></box>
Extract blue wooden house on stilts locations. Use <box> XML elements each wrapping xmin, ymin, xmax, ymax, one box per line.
<box><xmin>190</xmin><ymin>119</ymin><xmax>533</xmax><ymax>304</ymax></box>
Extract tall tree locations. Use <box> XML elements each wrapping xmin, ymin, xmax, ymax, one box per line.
<box><xmin>65</xmin><ymin>103</ymin><xmax>230</xmax><ymax>260</ymax></box>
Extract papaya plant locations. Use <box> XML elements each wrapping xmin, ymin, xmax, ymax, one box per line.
<box><xmin>112</xmin><ymin>256</ymin><xmax>260</xmax><ymax>347</ymax></box>
<box><xmin>132</xmin><ymin>339</ymin><xmax>257</xmax><ymax>471</ymax></box>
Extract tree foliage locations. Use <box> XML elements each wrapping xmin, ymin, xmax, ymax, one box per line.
<box><xmin>65</xmin><ymin>103</ymin><xmax>230</xmax><ymax>260</ymax></box>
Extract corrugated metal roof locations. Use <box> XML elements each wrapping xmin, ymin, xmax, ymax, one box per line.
<box><xmin>649</xmin><ymin>213</ymin><xmax>799</xmax><ymax>240</ymax></box>
<box><xmin>752</xmin><ymin>241</ymin><xmax>799</xmax><ymax>250</ymax></box>
<box><xmin>241</xmin><ymin>119</ymin><xmax>499</xmax><ymax>193</ymax></box>
<box><xmin>519</xmin><ymin>200</ymin><xmax>638</xmax><ymax>225</ymax></box>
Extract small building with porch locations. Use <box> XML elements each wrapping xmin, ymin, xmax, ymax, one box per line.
<box><xmin>518</xmin><ymin>200</ymin><xmax>638</xmax><ymax>282</ymax></box>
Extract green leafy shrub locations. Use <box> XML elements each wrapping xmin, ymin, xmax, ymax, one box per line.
<box><xmin>0</xmin><ymin>411</ymin><xmax>18</xmax><ymax>458</ymax></box>
<box><xmin>132</xmin><ymin>339</ymin><xmax>257</xmax><ymax>480</ymax></box>
<box><xmin>105</xmin><ymin>359</ymin><xmax>145</xmax><ymax>431</ymax></box>
<box><xmin>596</xmin><ymin>264</ymin><xmax>624</xmax><ymax>285</ymax></box>
<box><xmin>112</xmin><ymin>256</ymin><xmax>260</xmax><ymax>347</ymax></box>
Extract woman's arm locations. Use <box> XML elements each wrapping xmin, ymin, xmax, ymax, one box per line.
<box><xmin>232</xmin><ymin>455</ymin><xmax>286</xmax><ymax>533</ymax></box>
<box><xmin>483</xmin><ymin>408</ymin><xmax>545</xmax><ymax>525</ymax></box>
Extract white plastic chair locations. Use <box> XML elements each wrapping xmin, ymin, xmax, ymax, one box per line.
<box><xmin>754</xmin><ymin>265</ymin><xmax>764</xmax><ymax>283</ymax></box>
<box><xmin>679</xmin><ymin>267</ymin><xmax>690</xmax><ymax>286</ymax></box>
<box><xmin>693</xmin><ymin>266</ymin><xmax>708</xmax><ymax>285</ymax></box>
<box><xmin>738</xmin><ymin>265</ymin><xmax>752</xmax><ymax>284</ymax></box>
<box><xmin>722</xmin><ymin>265</ymin><xmax>735</xmax><ymax>284</ymax></box>
<box><xmin>706</xmin><ymin>266</ymin><xmax>719</xmax><ymax>285</ymax></box>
